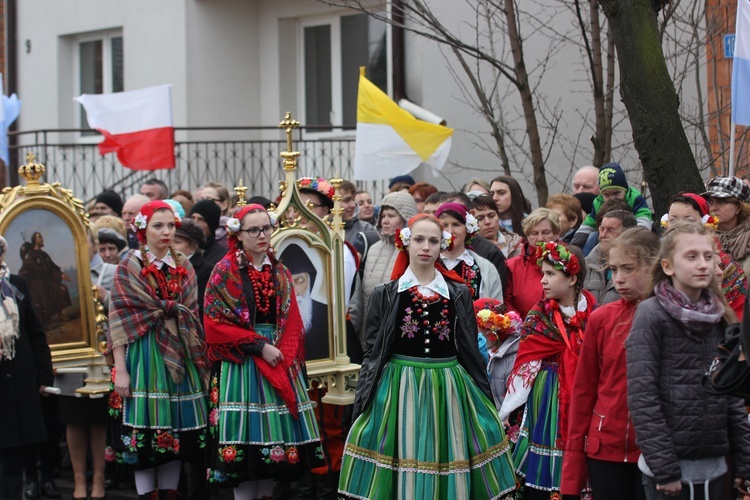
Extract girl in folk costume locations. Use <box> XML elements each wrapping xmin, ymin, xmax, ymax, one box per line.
<box><xmin>435</xmin><ymin>202</ymin><xmax>503</xmax><ymax>302</ymax></box>
<box><xmin>107</xmin><ymin>201</ymin><xmax>209</xmax><ymax>499</ymax></box>
<box><xmin>499</xmin><ymin>242</ymin><xmax>596</xmax><ymax>500</ymax></box>
<box><xmin>474</xmin><ymin>298</ymin><xmax>523</xmax><ymax>439</ymax></box>
<box><xmin>339</xmin><ymin>214</ymin><xmax>517</xmax><ymax>500</ymax></box>
<box><xmin>560</xmin><ymin>228</ymin><xmax>659</xmax><ymax>500</ymax></box>
<box><xmin>202</xmin><ymin>204</ymin><xmax>323</xmax><ymax>500</ymax></box>
<box><xmin>626</xmin><ymin>222</ymin><xmax>750</xmax><ymax>499</ymax></box>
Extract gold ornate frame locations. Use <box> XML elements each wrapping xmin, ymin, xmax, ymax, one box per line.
<box><xmin>0</xmin><ymin>154</ymin><xmax>100</xmax><ymax>363</ymax></box>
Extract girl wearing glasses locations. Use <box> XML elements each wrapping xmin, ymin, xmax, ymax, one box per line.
<box><xmin>203</xmin><ymin>204</ymin><xmax>323</xmax><ymax>499</ymax></box>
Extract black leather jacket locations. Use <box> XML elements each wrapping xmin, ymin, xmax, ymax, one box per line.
<box><xmin>353</xmin><ymin>278</ymin><xmax>492</xmax><ymax>419</ymax></box>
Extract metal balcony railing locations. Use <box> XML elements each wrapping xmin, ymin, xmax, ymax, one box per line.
<box><xmin>8</xmin><ymin>126</ymin><xmax>389</xmax><ymax>204</ymax></box>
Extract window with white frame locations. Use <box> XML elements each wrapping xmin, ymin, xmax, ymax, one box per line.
<box><xmin>77</xmin><ymin>32</ymin><xmax>123</xmax><ymax>134</ymax></box>
<box><xmin>301</xmin><ymin>13</ymin><xmax>389</xmax><ymax>132</ymax></box>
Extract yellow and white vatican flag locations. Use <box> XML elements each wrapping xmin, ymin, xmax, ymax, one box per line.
<box><xmin>353</xmin><ymin>74</ymin><xmax>453</xmax><ymax>180</ymax></box>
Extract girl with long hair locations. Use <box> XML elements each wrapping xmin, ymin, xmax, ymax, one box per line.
<box><xmin>626</xmin><ymin>222</ymin><xmax>750</xmax><ymax>499</ymax></box>
<box><xmin>339</xmin><ymin>214</ymin><xmax>517</xmax><ymax>499</ymax></box>
<box><xmin>561</xmin><ymin>227</ymin><xmax>659</xmax><ymax>500</ymax></box>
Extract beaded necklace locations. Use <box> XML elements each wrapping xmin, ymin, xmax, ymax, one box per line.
<box><xmin>247</xmin><ymin>265</ymin><xmax>274</xmax><ymax>315</ymax></box>
<box><xmin>458</xmin><ymin>260</ymin><xmax>480</xmax><ymax>299</ymax></box>
<box><xmin>400</xmin><ymin>287</ymin><xmax>451</xmax><ymax>341</ymax></box>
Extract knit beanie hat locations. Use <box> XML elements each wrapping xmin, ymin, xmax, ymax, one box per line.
<box><xmin>95</xmin><ymin>191</ymin><xmax>123</xmax><ymax>217</ymax></box>
<box><xmin>598</xmin><ymin>163</ymin><xmax>628</xmax><ymax>193</ymax></box>
<box><xmin>378</xmin><ymin>191</ymin><xmax>419</xmax><ymax>228</ymax></box>
<box><xmin>189</xmin><ymin>199</ymin><xmax>221</xmax><ymax>234</ymax></box>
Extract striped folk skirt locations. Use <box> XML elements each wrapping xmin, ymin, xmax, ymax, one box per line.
<box><xmin>513</xmin><ymin>364</ymin><xmax>582</xmax><ymax>497</ymax></box>
<box><xmin>338</xmin><ymin>355</ymin><xmax>518</xmax><ymax>500</ymax></box>
<box><xmin>206</xmin><ymin>324</ymin><xmax>323</xmax><ymax>487</ymax></box>
<box><xmin>107</xmin><ymin>331</ymin><xmax>208</xmax><ymax>470</ymax></box>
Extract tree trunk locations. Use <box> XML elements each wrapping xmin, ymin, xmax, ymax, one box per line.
<box><xmin>599</xmin><ymin>0</ymin><xmax>704</xmax><ymax>216</ymax></box>
<box><xmin>604</xmin><ymin>24</ymin><xmax>615</xmax><ymax>164</ymax></box>
<box><xmin>504</xmin><ymin>0</ymin><xmax>548</xmax><ymax>206</ymax></box>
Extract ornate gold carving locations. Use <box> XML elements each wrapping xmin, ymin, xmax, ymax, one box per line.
<box><xmin>278</xmin><ymin>112</ymin><xmax>301</xmax><ymax>171</ymax></box>
<box><xmin>234</xmin><ymin>179</ymin><xmax>248</xmax><ymax>207</ymax></box>
<box><xmin>18</xmin><ymin>152</ymin><xmax>46</xmax><ymax>185</ymax></box>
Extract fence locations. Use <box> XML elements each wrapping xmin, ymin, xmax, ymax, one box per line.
<box><xmin>8</xmin><ymin>127</ymin><xmax>389</xmax><ymax>204</ymax></box>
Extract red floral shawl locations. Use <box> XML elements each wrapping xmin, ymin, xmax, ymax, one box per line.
<box><xmin>108</xmin><ymin>251</ymin><xmax>208</xmax><ymax>385</ymax></box>
<box><xmin>203</xmin><ymin>250</ymin><xmax>305</xmax><ymax>417</ymax></box>
<box><xmin>511</xmin><ymin>289</ymin><xmax>597</xmax><ymax>448</ymax></box>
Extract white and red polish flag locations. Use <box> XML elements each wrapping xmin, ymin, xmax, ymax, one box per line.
<box><xmin>75</xmin><ymin>85</ymin><xmax>175</xmax><ymax>170</ymax></box>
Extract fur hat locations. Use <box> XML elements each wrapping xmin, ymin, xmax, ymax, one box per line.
<box><xmin>377</xmin><ymin>191</ymin><xmax>419</xmax><ymax>228</ymax></box>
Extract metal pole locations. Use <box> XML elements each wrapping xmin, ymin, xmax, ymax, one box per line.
<box><xmin>729</xmin><ymin>121</ymin><xmax>737</xmax><ymax>177</ymax></box>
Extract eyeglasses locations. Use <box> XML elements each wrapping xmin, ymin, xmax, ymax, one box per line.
<box><xmin>201</xmin><ymin>196</ymin><xmax>222</xmax><ymax>203</ymax></box>
<box><xmin>239</xmin><ymin>225</ymin><xmax>273</xmax><ymax>237</ymax></box>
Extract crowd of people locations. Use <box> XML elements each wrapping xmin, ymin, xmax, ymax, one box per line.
<box><xmin>1</xmin><ymin>165</ymin><xmax>750</xmax><ymax>500</ymax></box>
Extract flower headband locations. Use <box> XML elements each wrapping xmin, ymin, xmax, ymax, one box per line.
<box><xmin>660</xmin><ymin>213</ymin><xmax>719</xmax><ymax>231</ymax></box>
<box><xmin>395</xmin><ymin>226</ymin><xmax>454</xmax><ymax>252</ymax></box>
<box><xmin>475</xmin><ymin>308</ymin><xmax>522</xmax><ymax>343</ymax></box>
<box><xmin>536</xmin><ymin>241</ymin><xmax>580</xmax><ymax>275</ymax></box>
<box><xmin>297</xmin><ymin>177</ymin><xmax>334</xmax><ymax>201</ymax></box>
<box><xmin>226</xmin><ymin>204</ymin><xmax>278</xmax><ymax>236</ymax></box>
<box><xmin>435</xmin><ymin>202</ymin><xmax>480</xmax><ymax>243</ymax></box>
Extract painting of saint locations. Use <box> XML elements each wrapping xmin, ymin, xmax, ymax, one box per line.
<box><xmin>278</xmin><ymin>240</ymin><xmax>331</xmax><ymax>361</ymax></box>
<box><xmin>3</xmin><ymin>209</ymin><xmax>81</xmax><ymax>344</ymax></box>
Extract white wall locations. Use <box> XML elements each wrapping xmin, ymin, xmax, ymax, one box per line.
<box><xmin>17</xmin><ymin>0</ymin><xmax>188</xmax><ymax>143</ymax></box>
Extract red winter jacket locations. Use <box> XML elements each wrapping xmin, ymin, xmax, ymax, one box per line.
<box><xmin>560</xmin><ymin>298</ymin><xmax>640</xmax><ymax>495</ymax></box>
<box><xmin>504</xmin><ymin>249</ymin><xmax>543</xmax><ymax>318</ymax></box>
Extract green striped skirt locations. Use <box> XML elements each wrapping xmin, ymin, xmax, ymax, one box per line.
<box><xmin>206</xmin><ymin>324</ymin><xmax>323</xmax><ymax>487</ymax></box>
<box><xmin>338</xmin><ymin>355</ymin><xmax>518</xmax><ymax>499</ymax></box>
<box><xmin>512</xmin><ymin>365</ymin><xmax>562</xmax><ymax>492</ymax></box>
<box><xmin>109</xmin><ymin>331</ymin><xmax>208</xmax><ymax>469</ymax></box>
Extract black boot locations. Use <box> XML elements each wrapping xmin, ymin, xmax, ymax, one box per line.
<box><xmin>138</xmin><ymin>492</ymin><xmax>158</xmax><ymax>500</ymax></box>
<box><xmin>158</xmin><ymin>490</ymin><xmax>181</xmax><ymax>500</ymax></box>
<box><xmin>24</xmin><ymin>481</ymin><xmax>40</xmax><ymax>500</ymax></box>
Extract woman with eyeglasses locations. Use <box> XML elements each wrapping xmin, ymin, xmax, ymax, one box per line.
<box><xmin>203</xmin><ymin>204</ymin><xmax>323</xmax><ymax>499</ymax></box>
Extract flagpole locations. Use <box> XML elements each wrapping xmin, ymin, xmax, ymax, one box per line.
<box><xmin>729</xmin><ymin>121</ymin><xmax>737</xmax><ymax>177</ymax></box>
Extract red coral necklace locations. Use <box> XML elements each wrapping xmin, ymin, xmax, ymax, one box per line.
<box><xmin>248</xmin><ymin>265</ymin><xmax>274</xmax><ymax>315</ymax></box>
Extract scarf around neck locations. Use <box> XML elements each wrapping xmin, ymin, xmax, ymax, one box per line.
<box><xmin>718</xmin><ymin>217</ymin><xmax>750</xmax><ymax>263</ymax></box>
<box><xmin>654</xmin><ymin>280</ymin><xmax>724</xmax><ymax>340</ymax></box>
<box><xmin>108</xmin><ymin>251</ymin><xmax>208</xmax><ymax>384</ymax></box>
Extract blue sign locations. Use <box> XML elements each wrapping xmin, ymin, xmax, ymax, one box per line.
<box><xmin>726</xmin><ymin>34</ymin><xmax>736</xmax><ymax>58</ymax></box>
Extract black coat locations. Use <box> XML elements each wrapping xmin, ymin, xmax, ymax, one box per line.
<box><xmin>189</xmin><ymin>251</ymin><xmax>214</xmax><ymax>321</ymax></box>
<box><xmin>353</xmin><ymin>278</ymin><xmax>491</xmax><ymax>419</ymax></box>
<box><xmin>626</xmin><ymin>297</ymin><xmax>750</xmax><ymax>484</ymax></box>
<box><xmin>0</xmin><ymin>275</ymin><xmax>53</xmax><ymax>449</ymax></box>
